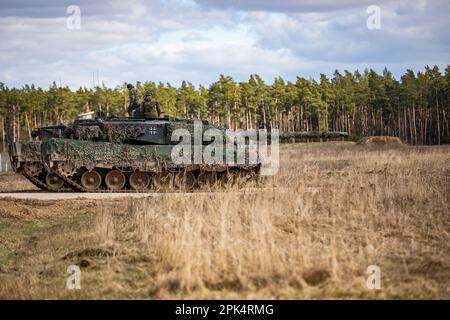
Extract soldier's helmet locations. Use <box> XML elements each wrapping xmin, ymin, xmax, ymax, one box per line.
<box><xmin>144</xmin><ymin>90</ymin><xmax>155</xmax><ymax>99</ymax></box>
<box><xmin>126</xmin><ymin>83</ymin><xmax>134</xmax><ymax>90</ymax></box>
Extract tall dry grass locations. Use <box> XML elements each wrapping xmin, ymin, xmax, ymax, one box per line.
<box><xmin>94</xmin><ymin>143</ymin><xmax>450</xmax><ymax>298</ymax></box>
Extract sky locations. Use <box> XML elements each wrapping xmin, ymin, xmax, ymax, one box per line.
<box><xmin>0</xmin><ymin>0</ymin><xmax>449</xmax><ymax>89</ymax></box>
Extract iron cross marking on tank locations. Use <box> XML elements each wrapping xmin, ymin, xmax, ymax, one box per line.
<box><xmin>148</xmin><ymin>127</ymin><xmax>157</xmax><ymax>135</ymax></box>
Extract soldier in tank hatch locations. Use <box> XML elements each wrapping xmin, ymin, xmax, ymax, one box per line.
<box><xmin>142</xmin><ymin>89</ymin><xmax>162</xmax><ymax>118</ymax></box>
<box><xmin>127</xmin><ymin>83</ymin><xmax>143</xmax><ymax>118</ymax></box>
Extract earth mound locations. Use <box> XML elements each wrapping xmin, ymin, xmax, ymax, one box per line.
<box><xmin>356</xmin><ymin>136</ymin><xmax>403</xmax><ymax>146</ymax></box>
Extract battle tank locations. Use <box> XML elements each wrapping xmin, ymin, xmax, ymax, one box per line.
<box><xmin>20</xmin><ymin>112</ymin><xmax>263</xmax><ymax>192</ymax></box>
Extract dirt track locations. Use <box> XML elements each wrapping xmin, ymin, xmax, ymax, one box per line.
<box><xmin>0</xmin><ymin>172</ymin><xmax>242</xmax><ymax>200</ymax></box>
<box><xmin>0</xmin><ymin>192</ymin><xmax>204</xmax><ymax>200</ymax></box>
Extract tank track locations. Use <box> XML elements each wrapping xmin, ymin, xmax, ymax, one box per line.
<box><xmin>19</xmin><ymin>162</ymin><xmax>74</xmax><ymax>192</ymax></box>
<box><xmin>20</xmin><ymin>170</ymin><xmax>52</xmax><ymax>191</ymax></box>
<box><xmin>52</xmin><ymin>163</ymin><xmax>260</xmax><ymax>193</ymax></box>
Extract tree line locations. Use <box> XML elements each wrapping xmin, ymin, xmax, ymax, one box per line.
<box><xmin>1</xmin><ymin>65</ymin><xmax>449</xmax><ymax>145</ymax></box>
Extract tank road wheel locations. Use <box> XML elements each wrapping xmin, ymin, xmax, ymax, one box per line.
<box><xmin>129</xmin><ymin>171</ymin><xmax>150</xmax><ymax>191</ymax></box>
<box><xmin>197</xmin><ymin>171</ymin><xmax>217</xmax><ymax>188</ymax></box>
<box><xmin>152</xmin><ymin>172</ymin><xmax>174</xmax><ymax>191</ymax></box>
<box><xmin>105</xmin><ymin>170</ymin><xmax>126</xmax><ymax>191</ymax></box>
<box><xmin>45</xmin><ymin>173</ymin><xmax>64</xmax><ymax>190</ymax></box>
<box><xmin>81</xmin><ymin>171</ymin><xmax>102</xmax><ymax>191</ymax></box>
<box><xmin>174</xmin><ymin>171</ymin><xmax>196</xmax><ymax>190</ymax></box>
<box><xmin>23</xmin><ymin>162</ymin><xmax>43</xmax><ymax>177</ymax></box>
<box><xmin>57</xmin><ymin>161</ymin><xmax>77</xmax><ymax>178</ymax></box>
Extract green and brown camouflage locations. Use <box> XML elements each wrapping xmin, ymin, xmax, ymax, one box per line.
<box><xmin>40</xmin><ymin>136</ymin><xmax>261</xmax><ymax>192</ymax></box>
<box><xmin>42</xmin><ymin>138</ymin><xmax>258</xmax><ymax>171</ymax></box>
<box><xmin>42</xmin><ymin>138</ymin><xmax>174</xmax><ymax>172</ymax></box>
<box><xmin>8</xmin><ymin>140</ymin><xmax>70</xmax><ymax>191</ymax></box>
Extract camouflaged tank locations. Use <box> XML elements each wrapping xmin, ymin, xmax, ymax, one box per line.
<box><xmin>33</xmin><ymin>113</ymin><xmax>262</xmax><ymax>192</ymax></box>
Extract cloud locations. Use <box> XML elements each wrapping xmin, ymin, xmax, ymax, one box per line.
<box><xmin>194</xmin><ymin>0</ymin><xmax>392</xmax><ymax>13</ymax></box>
<box><xmin>243</xmin><ymin>0</ymin><xmax>450</xmax><ymax>64</ymax></box>
<box><xmin>0</xmin><ymin>2</ymin><xmax>299</xmax><ymax>88</ymax></box>
<box><xmin>0</xmin><ymin>0</ymin><xmax>448</xmax><ymax>89</ymax></box>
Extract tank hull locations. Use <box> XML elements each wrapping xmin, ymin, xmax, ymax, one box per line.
<box><xmin>41</xmin><ymin>138</ymin><xmax>261</xmax><ymax>192</ymax></box>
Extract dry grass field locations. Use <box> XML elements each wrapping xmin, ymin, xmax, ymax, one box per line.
<box><xmin>0</xmin><ymin>141</ymin><xmax>449</xmax><ymax>299</ymax></box>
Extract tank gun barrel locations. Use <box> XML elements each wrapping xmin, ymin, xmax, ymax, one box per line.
<box><xmin>279</xmin><ymin>131</ymin><xmax>348</xmax><ymax>143</ymax></box>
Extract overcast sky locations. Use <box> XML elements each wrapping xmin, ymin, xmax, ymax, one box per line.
<box><xmin>0</xmin><ymin>0</ymin><xmax>449</xmax><ymax>89</ymax></box>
